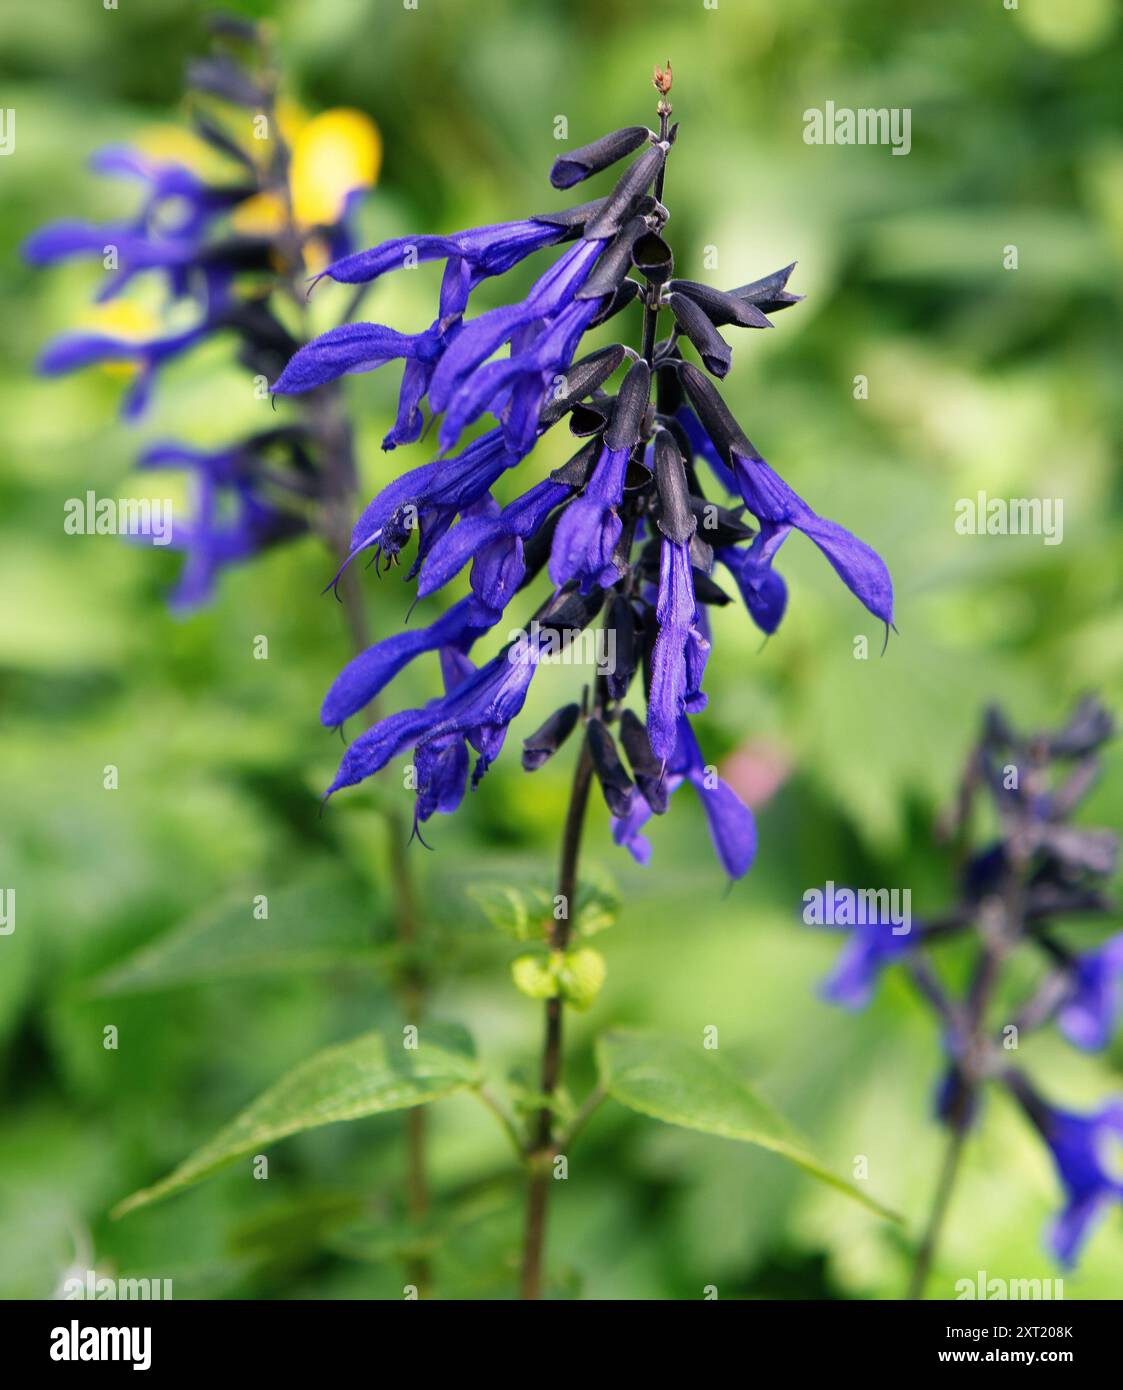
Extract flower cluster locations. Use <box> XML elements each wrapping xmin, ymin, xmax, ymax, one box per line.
<box><xmin>815</xmin><ymin>697</ymin><xmax>1122</xmax><ymax>1266</ymax></box>
<box><xmin>24</xmin><ymin>14</ymin><xmax>379</xmax><ymax>609</ymax></box>
<box><xmin>274</xmin><ymin>90</ymin><xmax>893</xmax><ymax>876</ymax></box>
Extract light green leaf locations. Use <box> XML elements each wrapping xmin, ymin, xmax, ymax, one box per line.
<box><xmin>511</xmin><ymin>953</ymin><xmax>557</xmax><ymax>1000</ymax></box>
<box><xmin>468</xmin><ymin>869</ymin><xmax>618</xmax><ymax>943</ymax></box>
<box><xmin>113</xmin><ymin>1025</ymin><xmax>480</xmax><ymax>1217</ymax></box>
<box><xmin>572</xmin><ymin>873</ymin><xmax>619</xmax><ymax>938</ymax></box>
<box><xmin>557</xmin><ymin>947</ymin><xmax>606</xmax><ymax>1010</ymax></box>
<box><xmin>596</xmin><ymin>1031</ymin><xmax>900</xmax><ymax>1222</ymax></box>
<box><xmin>87</xmin><ymin>867</ymin><xmax>386</xmax><ymax>996</ymax></box>
<box><xmin>468</xmin><ymin>882</ymin><xmax>539</xmax><ymax>941</ymax></box>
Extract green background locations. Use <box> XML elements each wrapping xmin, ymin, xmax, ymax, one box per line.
<box><xmin>1</xmin><ymin>0</ymin><xmax>1121</xmax><ymax>1299</ymax></box>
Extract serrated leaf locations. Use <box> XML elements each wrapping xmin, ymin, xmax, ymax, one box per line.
<box><xmin>596</xmin><ymin>1030</ymin><xmax>900</xmax><ymax>1222</ymax></box>
<box><xmin>113</xmin><ymin>1025</ymin><xmax>480</xmax><ymax>1217</ymax></box>
<box><xmin>87</xmin><ymin>867</ymin><xmax>385</xmax><ymax>996</ymax></box>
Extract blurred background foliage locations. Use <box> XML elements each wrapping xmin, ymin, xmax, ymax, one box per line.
<box><xmin>2</xmin><ymin>0</ymin><xmax>1122</xmax><ymax>1299</ymax></box>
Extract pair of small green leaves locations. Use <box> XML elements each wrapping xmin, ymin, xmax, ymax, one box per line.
<box><xmin>468</xmin><ymin>873</ymin><xmax>618</xmax><ymax>944</ymax></box>
<box><xmin>113</xmin><ymin>1025</ymin><xmax>898</xmax><ymax>1224</ymax></box>
<box><xmin>511</xmin><ymin>947</ymin><xmax>607</xmax><ymax>1010</ymax></box>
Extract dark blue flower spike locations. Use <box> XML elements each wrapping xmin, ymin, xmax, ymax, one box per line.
<box><xmin>280</xmin><ymin>73</ymin><xmax>891</xmax><ymax>880</ymax></box>
<box><xmin>25</xmin><ymin>17</ymin><xmax>378</xmax><ymax>610</ymax></box>
<box><xmin>813</xmin><ymin>697</ymin><xmax>1121</xmax><ymax>1272</ymax></box>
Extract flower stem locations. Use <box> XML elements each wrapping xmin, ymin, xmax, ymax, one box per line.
<box><xmin>907</xmin><ymin>1116</ymin><xmax>968</xmax><ymax>1300</ymax></box>
<box><xmin>907</xmin><ymin>861</ymin><xmax>1024</xmax><ymax>1299</ymax></box>
<box><xmin>518</xmin><ymin>85</ymin><xmax>675</xmax><ymax>1297</ymax></box>
<box><xmin>518</xmin><ymin>737</ymin><xmax>595</xmax><ymax>1300</ymax></box>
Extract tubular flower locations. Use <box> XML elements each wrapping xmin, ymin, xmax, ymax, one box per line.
<box><xmin>26</xmin><ymin>16</ymin><xmax>380</xmax><ymax>611</ymax></box>
<box><xmin>139</xmin><ymin>431</ymin><xmax>313</xmax><ymax>611</ymax></box>
<box><xmin>1006</xmin><ymin>1074</ymin><xmax>1123</xmax><ymax>1267</ymax></box>
<box><xmin>295</xmin><ymin>101</ymin><xmax>891</xmax><ymax>879</ymax></box>
<box><xmin>810</xmin><ymin>698</ymin><xmax>1123</xmax><ymax>1269</ymax></box>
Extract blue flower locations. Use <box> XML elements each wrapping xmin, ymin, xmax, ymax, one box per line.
<box><xmin>309</xmin><ymin>218</ymin><xmax>572</xmax><ymax>297</ymax></box>
<box><xmin>39</xmin><ymin>322</ymin><xmax>210</xmax><ymax>420</ymax></box>
<box><xmin>326</xmin><ymin>628</ymin><xmax>551</xmax><ymax>799</ymax></box>
<box><xmin>321</xmin><ymin>596</ymin><xmax>490</xmax><ymax>727</ymax></box>
<box><xmin>275</xmin><ymin>207</ymin><xmax>614</xmax><ymax>453</ymax></box>
<box><xmin>648</xmin><ymin>538</ymin><xmax>709</xmax><ymax>759</ymax></box>
<box><xmin>343</xmin><ymin>426</ymin><xmax>521</xmax><ymax>578</ymax></box>
<box><xmin>678</xmin><ymin>363</ymin><xmax>894</xmax><ymax>628</ymax></box>
<box><xmin>1010</xmin><ymin>1080</ymin><xmax>1123</xmax><ymax>1266</ymax></box>
<box><xmin>1057</xmin><ymin>933</ymin><xmax>1123</xmax><ymax>1051</ymax></box>
<box><xmin>26</xmin><ymin>25</ymin><xmax>386</xmax><ymax>622</ymax></box>
<box><xmin>140</xmin><ymin>440</ymin><xmax>307</xmax><ymax>611</ymax></box>
<box><xmin>286</xmin><ymin>114</ymin><xmax>889</xmax><ymax>873</ymax></box>
<box><xmin>817</xmin><ymin>914</ymin><xmax>916</xmax><ymax>1010</ymax></box>
<box><xmin>417</xmin><ymin>476</ymin><xmax>570</xmax><ymax>606</ymax></box>
<box><xmin>23</xmin><ymin>145</ymin><xmax>249</xmax><ymax>301</ymax></box>
<box><xmin>428</xmin><ymin>239</ymin><xmax>608</xmax><ymax>454</ymax></box>
<box><xmin>612</xmin><ymin>715</ymin><xmax>755</xmax><ymax>879</ymax></box>
<box><xmin>717</xmin><ymin>536</ymin><xmax>788</xmax><ymax>636</ymax></box>
<box><xmin>548</xmin><ymin>445</ymin><xmax>630</xmax><ymax>593</ymax></box>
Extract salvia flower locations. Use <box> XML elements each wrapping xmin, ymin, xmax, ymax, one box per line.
<box><xmin>26</xmin><ymin>17</ymin><xmax>380</xmax><ymax>611</ymax></box>
<box><xmin>817</xmin><ymin>914</ymin><xmax>918</xmax><ymax>1010</ymax></box>
<box><xmin>281</xmin><ymin>92</ymin><xmax>891</xmax><ymax>879</ymax></box>
<box><xmin>1056</xmin><ymin>932</ymin><xmax>1123</xmax><ymax>1051</ymax></box>
<box><xmin>1005</xmin><ymin>1074</ymin><xmax>1123</xmax><ymax>1267</ymax></box>
<box><xmin>139</xmin><ymin>430</ymin><xmax>313</xmax><ymax>611</ymax></box>
<box><xmin>812</xmin><ymin>698</ymin><xmax>1122</xmax><ymax>1268</ymax></box>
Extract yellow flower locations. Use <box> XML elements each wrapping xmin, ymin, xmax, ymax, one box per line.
<box><xmin>230</xmin><ymin>106</ymin><xmax>381</xmax><ymax>247</ymax></box>
<box><xmin>289</xmin><ymin>108</ymin><xmax>381</xmax><ymax>228</ymax></box>
<box><xmin>78</xmin><ymin>300</ymin><xmax>161</xmax><ymax>377</ymax></box>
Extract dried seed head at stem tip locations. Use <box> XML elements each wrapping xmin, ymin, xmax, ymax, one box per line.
<box><xmin>653</xmin><ymin>58</ymin><xmax>673</xmax><ymax>117</ymax></box>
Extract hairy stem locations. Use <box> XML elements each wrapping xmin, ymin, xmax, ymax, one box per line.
<box><xmin>519</xmin><ymin>738</ymin><xmax>595</xmax><ymax>1300</ymax></box>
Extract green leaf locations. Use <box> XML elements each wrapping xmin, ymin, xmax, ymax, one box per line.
<box><xmin>571</xmin><ymin>873</ymin><xmax>619</xmax><ymax>938</ymax></box>
<box><xmin>87</xmin><ymin>867</ymin><xmax>386</xmax><ymax>996</ymax></box>
<box><xmin>511</xmin><ymin>947</ymin><xmax>606</xmax><ymax>1009</ymax></box>
<box><xmin>556</xmin><ymin>947</ymin><xmax>606</xmax><ymax>1010</ymax></box>
<box><xmin>468</xmin><ymin>869</ymin><xmax>618</xmax><ymax>943</ymax></box>
<box><xmin>596</xmin><ymin>1031</ymin><xmax>900</xmax><ymax>1222</ymax></box>
<box><xmin>469</xmin><ymin>882</ymin><xmax>542</xmax><ymax>942</ymax></box>
<box><xmin>113</xmin><ymin>1025</ymin><xmax>481</xmax><ymax>1217</ymax></box>
<box><xmin>511</xmin><ymin>953</ymin><xmax>557</xmax><ymax>1000</ymax></box>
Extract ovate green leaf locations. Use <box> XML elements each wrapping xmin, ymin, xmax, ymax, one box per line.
<box><xmin>596</xmin><ymin>1030</ymin><xmax>900</xmax><ymax>1221</ymax></box>
<box><xmin>114</xmin><ymin>1025</ymin><xmax>480</xmax><ymax>1217</ymax></box>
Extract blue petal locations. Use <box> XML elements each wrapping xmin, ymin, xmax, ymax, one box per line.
<box><xmin>272</xmin><ymin>321</ymin><xmax>442</xmax><ymax>395</ymax></box>
<box><xmin>320</xmin><ymin>596</ymin><xmax>484</xmax><ymax>727</ymax></box>
<box><xmin>731</xmin><ymin>448</ymin><xmax>893</xmax><ymax>624</ymax></box>
<box><xmin>647</xmin><ymin>539</ymin><xmax>697</xmax><ymax>760</ymax></box>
